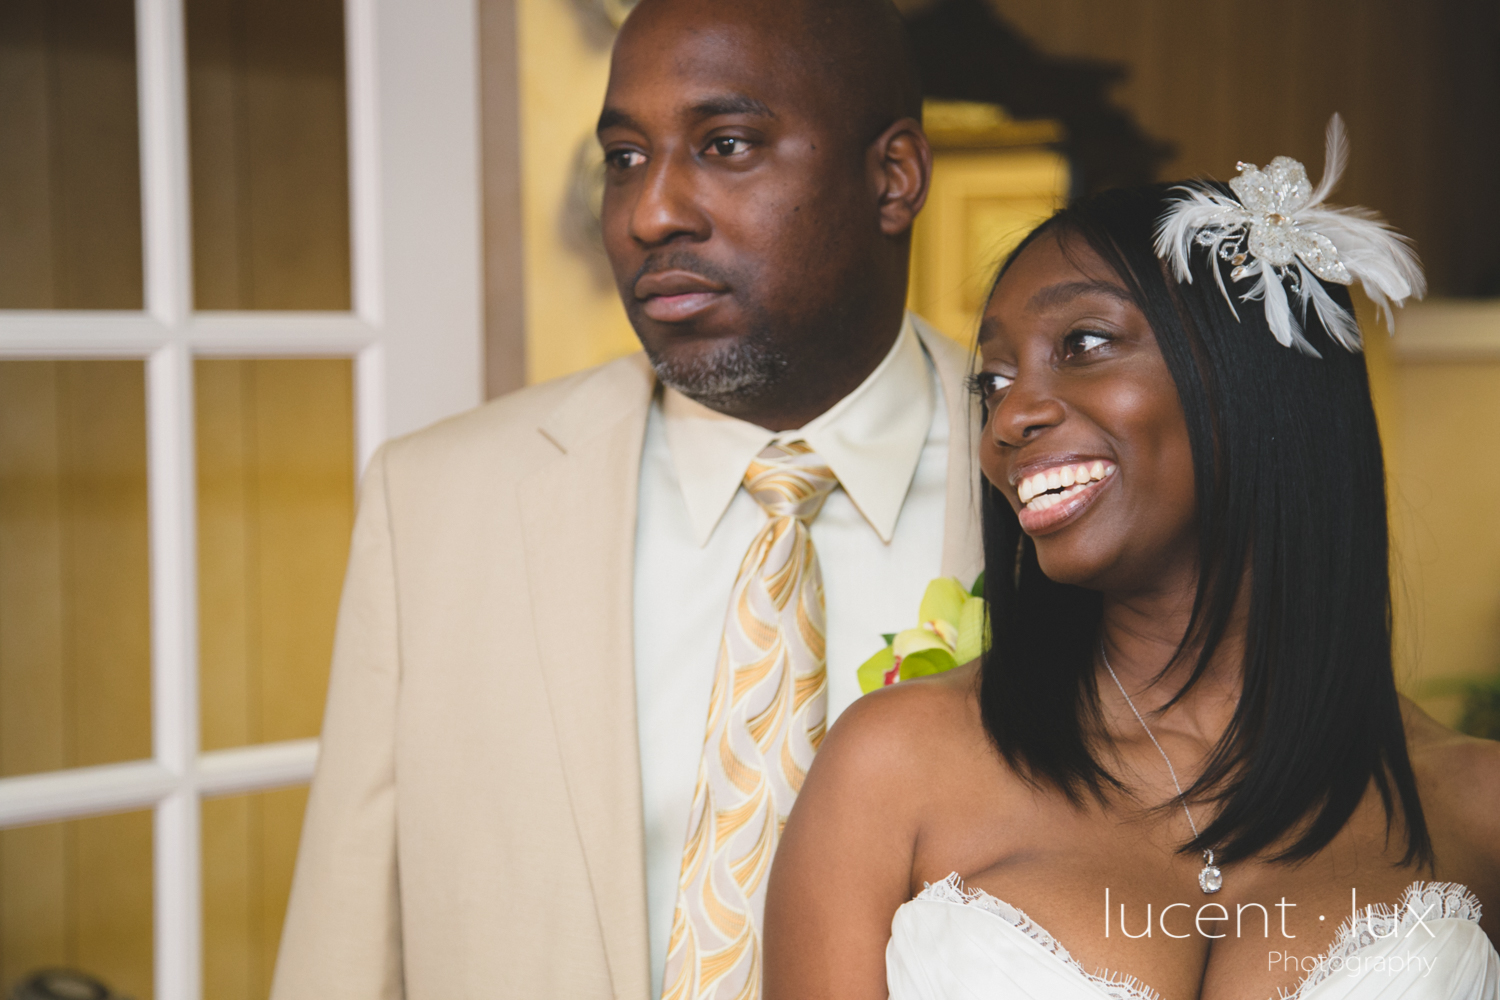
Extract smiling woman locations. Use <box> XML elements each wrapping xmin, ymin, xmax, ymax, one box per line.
<box><xmin>763</xmin><ymin>168</ymin><xmax>1500</xmax><ymax>999</ymax></box>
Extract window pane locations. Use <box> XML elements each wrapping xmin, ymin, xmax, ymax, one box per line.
<box><xmin>0</xmin><ymin>1</ymin><xmax>144</xmax><ymax>309</ymax></box>
<box><xmin>0</xmin><ymin>809</ymin><xmax>153</xmax><ymax>999</ymax></box>
<box><xmin>186</xmin><ymin>0</ymin><xmax>352</xmax><ymax>310</ymax></box>
<box><xmin>203</xmin><ymin>786</ymin><xmax>307</xmax><ymax>1000</ymax></box>
<box><xmin>0</xmin><ymin>362</ymin><xmax>151</xmax><ymax>777</ymax></box>
<box><xmin>197</xmin><ymin>360</ymin><xmax>354</xmax><ymax>751</ymax></box>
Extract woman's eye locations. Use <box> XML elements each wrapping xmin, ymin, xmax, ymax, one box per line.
<box><xmin>969</xmin><ymin>372</ymin><xmax>1014</xmax><ymax>399</ymax></box>
<box><xmin>708</xmin><ymin>137</ymin><xmax>748</xmax><ymax>157</ymax></box>
<box><xmin>605</xmin><ymin>149</ymin><xmax>645</xmax><ymax>170</ymax></box>
<box><xmin>1063</xmin><ymin>330</ymin><xmax>1111</xmax><ymax>358</ymax></box>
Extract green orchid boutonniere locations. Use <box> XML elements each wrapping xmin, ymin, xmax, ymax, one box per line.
<box><xmin>856</xmin><ymin>574</ymin><xmax>989</xmax><ymax>694</ymax></box>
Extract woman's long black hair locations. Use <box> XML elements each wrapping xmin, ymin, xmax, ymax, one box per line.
<box><xmin>978</xmin><ymin>184</ymin><xmax>1432</xmax><ymax>867</ymax></box>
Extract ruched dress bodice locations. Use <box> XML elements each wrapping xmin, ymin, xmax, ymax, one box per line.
<box><xmin>887</xmin><ymin>874</ymin><xmax>1499</xmax><ymax>1000</ymax></box>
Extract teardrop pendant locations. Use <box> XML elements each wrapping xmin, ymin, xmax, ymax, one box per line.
<box><xmin>1198</xmin><ymin>849</ymin><xmax>1223</xmax><ymax>894</ymax></box>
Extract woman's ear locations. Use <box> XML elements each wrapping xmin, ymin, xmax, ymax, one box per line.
<box><xmin>869</xmin><ymin>117</ymin><xmax>932</xmax><ymax>237</ymax></box>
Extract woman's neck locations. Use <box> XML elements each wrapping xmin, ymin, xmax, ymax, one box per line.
<box><xmin>1097</xmin><ymin>580</ymin><xmax>1248</xmax><ymax>747</ymax></box>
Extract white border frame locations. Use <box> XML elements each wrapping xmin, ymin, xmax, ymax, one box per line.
<box><xmin>0</xmin><ymin>0</ymin><xmax>482</xmax><ymax>995</ymax></box>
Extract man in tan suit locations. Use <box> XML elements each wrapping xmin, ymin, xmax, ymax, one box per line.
<box><xmin>271</xmin><ymin>0</ymin><xmax>981</xmax><ymax>997</ymax></box>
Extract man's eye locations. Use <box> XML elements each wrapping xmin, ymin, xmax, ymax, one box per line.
<box><xmin>1063</xmin><ymin>330</ymin><xmax>1111</xmax><ymax>357</ymax></box>
<box><xmin>605</xmin><ymin>149</ymin><xmax>645</xmax><ymax>170</ymax></box>
<box><xmin>707</xmin><ymin>137</ymin><xmax>748</xmax><ymax>157</ymax></box>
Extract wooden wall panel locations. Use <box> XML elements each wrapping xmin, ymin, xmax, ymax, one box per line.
<box><xmin>186</xmin><ymin>0</ymin><xmax>351</xmax><ymax>310</ymax></box>
<box><xmin>202</xmin><ymin>788</ymin><xmax>308</xmax><ymax>1000</ymax></box>
<box><xmin>0</xmin><ymin>357</ymin><xmax>350</xmax><ymax>996</ymax></box>
<box><xmin>0</xmin><ymin>0</ymin><xmax>143</xmax><ymax>309</ymax></box>
<box><xmin>987</xmin><ymin>0</ymin><xmax>1499</xmax><ymax>296</ymax></box>
<box><xmin>0</xmin><ymin>362</ymin><xmax>151</xmax><ymax>778</ymax></box>
<box><xmin>0</xmin><ymin>811</ymin><xmax>153</xmax><ymax>1000</ymax></box>
<box><xmin>0</xmin><ymin>360</ymin><xmax>152</xmax><ymax>995</ymax></box>
<box><xmin>196</xmin><ymin>359</ymin><xmax>352</xmax><ymax>998</ymax></box>
<box><xmin>196</xmin><ymin>359</ymin><xmax>355</xmax><ymax>752</ymax></box>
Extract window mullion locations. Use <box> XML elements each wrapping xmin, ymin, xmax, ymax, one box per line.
<box><xmin>147</xmin><ymin>342</ymin><xmax>201</xmax><ymax>1000</ymax></box>
<box><xmin>136</xmin><ymin>0</ymin><xmax>193</xmax><ymax>327</ymax></box>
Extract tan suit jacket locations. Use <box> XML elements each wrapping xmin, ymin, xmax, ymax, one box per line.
<box><xmin>270</xmin><ymin>321</ymin><xmax>982</xmax><ymax>1000</ymax></box>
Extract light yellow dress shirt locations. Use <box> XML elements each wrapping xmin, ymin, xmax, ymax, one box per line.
<box><xmin>633</xmin><ymin>315</ymin><xmax>951</xmax><ymax>995</ymax></box>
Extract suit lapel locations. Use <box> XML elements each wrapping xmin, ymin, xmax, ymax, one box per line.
<box><xmin>520</xmin><ymin>355</ymin><xmax>655</xmax><ymax>1000</ymax></box>
<box><xmin>915</xmin><ymin>319</ymin><xmax>985</xmax><ymax>582</ymax></box>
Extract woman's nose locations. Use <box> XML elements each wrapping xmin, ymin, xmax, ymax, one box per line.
<box><xmin>991</xmin><ymin>376</ymin><xmax>1066</xmax><ymax>446</ymax></box>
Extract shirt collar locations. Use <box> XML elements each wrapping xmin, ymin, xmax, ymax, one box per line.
<box><xmin>661</xmin><ymin>313</ymin><xmax>936</xmax><ymax>546</ymax></box>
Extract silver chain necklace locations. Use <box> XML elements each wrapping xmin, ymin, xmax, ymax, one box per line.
<box><xmin>1099</xmin><ymin>641</ymin><xmax>1223</xmax><ymax>895</ymax></box>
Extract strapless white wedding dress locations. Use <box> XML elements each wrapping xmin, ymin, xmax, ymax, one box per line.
<box><xmin>887</xmin><ymin>874</ymin><xmax>1499</xmax><ymax>1000</ymax></box>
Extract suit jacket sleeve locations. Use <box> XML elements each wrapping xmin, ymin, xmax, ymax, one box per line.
<box><xmin>271</xmin><ymin>445</ymin><xmax>404</xmax><ymax>1000</ymax></box>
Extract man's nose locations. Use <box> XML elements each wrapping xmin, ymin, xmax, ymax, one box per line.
<box><xmin>991</xmin><ymin>375</ymin><xmax>1066</xmax><ymax>446</ymax></box>
<box><xmin>629</xmin><ymin>149</ymin><xmax>710</xmax><ymax>247</ymax></box>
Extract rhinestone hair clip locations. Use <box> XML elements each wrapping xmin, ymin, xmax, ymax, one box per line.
<box><xmin>1153</xmin><ymin>114</ymin><xmax>1425</xmax><ymax>357</ymax></box>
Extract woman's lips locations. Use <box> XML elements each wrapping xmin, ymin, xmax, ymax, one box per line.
<box><xmin>1016</xmin><ymin>462</ymin><xmax>1117</xmax><ymax>534</ymax></box>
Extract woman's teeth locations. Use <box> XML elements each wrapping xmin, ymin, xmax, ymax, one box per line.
<box><xmin>1016</xmin><ymin>461</ymin><xmax>1115</xmax><ymax>508</ymax></box>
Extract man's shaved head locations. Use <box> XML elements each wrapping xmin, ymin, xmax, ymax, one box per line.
<box><xmin>598</xmin><ymin>0</ymin><xmax>932</xmax><ymax>430</ymax></box>
<box><xmin>622</xmin><ymin>0</ymin><xmax>922</xmax><ymax>154</ymax></box>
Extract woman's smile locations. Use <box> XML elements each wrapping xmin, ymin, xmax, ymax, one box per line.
<box><xmin>1013</xmin><ymin>459</ymin><xmax>1118</xmax><ymax>533</ymax></box>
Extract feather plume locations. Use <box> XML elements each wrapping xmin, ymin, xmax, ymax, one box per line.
<box><xmin>1302</xmin><ymin>263</ymin><xmax>1363</xmax><ymax>351</ymax></box>
<box><xmin>1152</xmin><ymin>185</ymin><xmax>1245</xmax><ymax>284</ymax></box>
<box><xmin>1306</xmin><ymin>113</ymin><xmax>1348</xmax><ymax>208</ymax></box>
<box><xmin>1151</xmin><ymin>115</ymin><xmax>1425</xmax><ymax>353</ymax></box>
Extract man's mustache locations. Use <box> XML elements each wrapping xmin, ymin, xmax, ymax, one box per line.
<box><xmin>630</xmin><ymin>251</ymin><xmax>739</xmax><ymax>293</ymax></box>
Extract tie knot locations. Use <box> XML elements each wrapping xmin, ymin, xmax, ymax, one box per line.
<box><xmin>744</xmin><ymin>440</ymin><xmax>838</xmax><ymax>522</ymax></box>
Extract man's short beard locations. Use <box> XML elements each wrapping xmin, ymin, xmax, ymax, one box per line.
<box><xmin>644</xmin><ymin>327</ymin><xmax>789</xmax><ymax>411</ymax></box>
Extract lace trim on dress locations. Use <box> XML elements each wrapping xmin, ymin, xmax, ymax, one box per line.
<box><xmin>917</xmin><ymin>873</ymin><xmax>1163</xmax><ymax>1000</ymax></box>
<box><xmin>1275</xmin><ymin>881</ymin><xmax>1484</xmax><ymax>1000</ymax></box>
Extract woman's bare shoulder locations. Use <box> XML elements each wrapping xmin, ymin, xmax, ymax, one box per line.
<box><xmin>1402</xmin><ymin>697</ymin><xmax>1500</xmax><ymax>865</ymax></box>
<box><xmin>805</xmin><ymin>662</ymin><xmax>1002</xmax><ymax>813</ymax></box>
<box><xmin>824</xmin><ymin>662</ymin><xmax>986</xmax><ymax>759</ymax></box>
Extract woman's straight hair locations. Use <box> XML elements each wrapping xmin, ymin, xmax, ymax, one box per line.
<box><xmin>977</xmin><ymin>184</ymin><xmax>1432</xmax><ymax>866</ymax></box>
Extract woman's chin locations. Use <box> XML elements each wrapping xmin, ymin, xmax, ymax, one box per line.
<box><xmin>1030</xmin><ymin>545</ymin><xmax>1108</xmax><ymax>589</ymax></box>
<box><xmin>1028</xmin><ymin>521</ymin><xmax>1123</xmax><ymax>589</ymax></box>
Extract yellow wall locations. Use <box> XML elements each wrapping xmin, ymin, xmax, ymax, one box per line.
<box><xmin>1377</xmin><ymin>351</ymin><xmax>1500</xmax><ymax>719</ymax></box>
<box><xmin>515</xmin><ymin>0</ymin><xmax>638</xmax><ymax>383</ymax></box>
<box><xmin>910</xmin><ymin>139</ymin><xmax>1068</xmax><ymax>343</ymax></box>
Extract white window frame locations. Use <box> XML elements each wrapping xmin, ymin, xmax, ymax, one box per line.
<box><xmin>0</xmin><ymin>0</ymin><xmax>483</xmax><ymax>997</ymax></box>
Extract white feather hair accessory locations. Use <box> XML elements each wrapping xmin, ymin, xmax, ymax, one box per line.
<box><xmin>1153</xmin><ymin>114</ymin><xmax>1425</xmax><ymax>357</ymax></box>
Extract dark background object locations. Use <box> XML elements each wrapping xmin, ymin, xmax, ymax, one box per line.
<box><xmin>7</xmin><ymin>970</ymin><xmax>127</xmax><ymax>1000</ymax></box>
<box><xmin>905</xmin><ymin>0</ymin><xmax>1172</xmax><ymax>195</ymax></box>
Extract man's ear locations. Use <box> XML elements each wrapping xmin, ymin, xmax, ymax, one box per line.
<box><xmin>870</xmin><ymin>117</ymin><xmax>932</xmax><ymax>237</ymax></box>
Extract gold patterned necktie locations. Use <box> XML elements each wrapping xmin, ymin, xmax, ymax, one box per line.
<box><xmin>661</xmin><ymin>440</ymin><xmax>837</xmax><ymax>1000</ymax></box>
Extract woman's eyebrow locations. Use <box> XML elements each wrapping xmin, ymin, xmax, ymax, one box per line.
<box><xmin>1027</xmin><ymin>280</ymin><xmax>1133</xmax><ymax>312</ymax></box>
